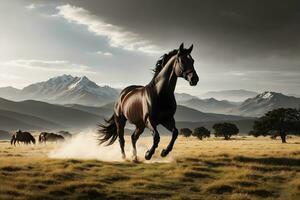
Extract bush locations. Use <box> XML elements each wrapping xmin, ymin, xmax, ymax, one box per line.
<box><xmin>180</xmin><ymin>128</ymin><xmax>192</xmax><ymax>137</ymax></box>
<box><xmin>213</xmin><ymin>123</ymin><xmax>239</xmax><ymax>140</ymax></box>
<box><xmin>193</xmin><ymin>127</ymin><xmax>210</xmax><ymax>140</ymax></box>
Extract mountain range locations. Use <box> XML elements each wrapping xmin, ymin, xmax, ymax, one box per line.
<box><xmin>0</xmin><ymin>74</ymin><xmax>299</xmax><ymax>133</ymax></box>
<box><xmin>180</xmin><ymin>91</ymin><xmax>300</xmax><ymax>117</ymax></box>
<box><xmin>0</xmin><ymin>97</ymin><xmax>252</xmax><ymax>133</ymax></box>
<box><xmin>67</xmin><ymin>103</ymin><xmax>246</xmax><ymax>122</ymax></box>
<box><xmin>230</xmin><ymin>91</ymin><xmax>300</xmax><ymax>117</ymax></box>
<box><xmin>0</xmin><ymin>97</ymin><xmax>103</xmax><ymax>131</ymax></box>
<box><xmin>0</xmin><ymin>75</ymin><xmax>118</xmax><ymax>106</ymax></box>
<box><xmin>0</xmin><ymin>130</ymin><xmax>11</xmax><ymax>140</ymax></box>
<box><xmin>178</xmin><ymin>98</ymin><xmax>237</xmax><ymax>114</ymax></box>
<box><xmin>199</xmin><ymin>89</ymin><xmax>258</xmax><ymax>102</ymax></box>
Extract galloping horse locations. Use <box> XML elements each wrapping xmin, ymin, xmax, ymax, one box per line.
<box><xmin>99</xmin><ymin>43</ymin><xmax>199</xmax><ymax>161</ymax></box>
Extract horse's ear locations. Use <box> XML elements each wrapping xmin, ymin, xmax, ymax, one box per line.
<box><xmin>178</xmin><ymin>43</ymin><xmax>184</xmax><ymax>55</ymax></box>
<box><xmin>187</xmin><ymin>44</ymin><xmax>193</xmax><ymax>54</ymax></box>
<box><xmin>179</xmin><ymin>43</ymin><xmax>184</xmax><ymax>50</ymax></box>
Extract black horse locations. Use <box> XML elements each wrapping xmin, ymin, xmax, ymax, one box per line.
<box><xmin>11</xmin><ymin>130</ymin><xmax>36</xmax><ymax>145</ymax></box>
<box><xmin>99</xmin><ymin>43</ymin><xmax>199</xmax><ymax>161</ymax></box>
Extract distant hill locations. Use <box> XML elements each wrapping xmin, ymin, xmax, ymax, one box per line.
<box><xmin>175</xmin><ymin>105</ymin><xmax>246</xmax><ymax>122</ymax></box>
<box><xmin>0</xmin><ymin>97</ymin><xmax>253</xmax><ymax>133</ymax></box>
<box><xmin>0</xmin><ymin>75</ymin><xmax>119</xmax><ymax>106</ymax></box>
<box><xmin>0</xmin><ymin>86</ymin><xmax>21</xmax><ymax>100</ymax></box>
<box><xmin>178</xmin><ymin>98</ymin><xmax>237</xmax><ymax>114</ymax></box>
<box><xmin>65</xmin><ymin>104</ymin><xmax>113</xmax><ymax>118</ymax></box>
<box><xmin>0</xmin><ymin>98</ymin><xmax>103</xmax><ymax>131</ymax></box>
<box><xmin>200</xmin><ymin>89</ymin><xmax>258</xmax><ymax>102</ymax></box>
<box><xmin>0</xmin><ymin>130</ymin><xmax>11</xmax><ymax>140</ymax></box>
<box><xmin>69</xmin><ymin>102</ymin><xmax>248</xmax><ymax>123</ymax></box>
<box><xmin>0</xmin><ymin>97</ymin><xmax>251</xmax><ymax>133</ymax></box>
<box><xmin>232</xmin><ymin>91</ymin><xmax>300</xmax><ymax>117</ymax></box>
<box><xmin>175</xmin><ymin>93</ymin><xmax>198</xmax><ymax>102</ymax></box>
<box><xmin>73</xmin><ymin>102</ymin><xmax>253</xmax><ymax>134</ymax></box>
<box><xmin>0</xmin><ymin>109</ymin><xmax>61</xmax><ymax>130</ymax></box>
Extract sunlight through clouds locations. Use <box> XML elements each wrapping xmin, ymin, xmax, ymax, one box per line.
<box><xmin>96</xmin><ymin>51</ymin><xmax>113</xmax><ymax>57</ymax></box>
<box><xmin>25</xmin><ymin>4</ymin><xmax>36</xmax><ymax>10</ymax></box>
<box><xmin>56</xmin><ymin>4</ymin><xmax>163</xmax><ymax>55</ymax></box>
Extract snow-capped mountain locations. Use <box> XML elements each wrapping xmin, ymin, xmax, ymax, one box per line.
<box><xmin>232</xmin><ymin>91</ymin><xmax>300</xmax><ymax>117</ymax></box>
<box><xmin>0</xmin><ymin>75</ymin><xmax>119</xmax><ymax>106</ymax></box>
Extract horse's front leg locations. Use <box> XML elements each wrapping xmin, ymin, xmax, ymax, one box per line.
<box><xmin>145</xmin><ymin>120</ymin><xmax>160</xmax><ymax>160</ymax></box>
<box><xmin>161</xmin><ymin>118</ymin><xmax>178</xmax><ymax>157</ymax></box>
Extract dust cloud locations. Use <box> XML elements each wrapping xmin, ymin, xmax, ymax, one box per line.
<box><xmin>48</xmin><ymin>130</ymin><xmax>174</xmax><ymax>163</ymax></box>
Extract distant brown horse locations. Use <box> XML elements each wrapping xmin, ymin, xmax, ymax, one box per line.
<box><xmin>57</xmin><ymin>131</ymin><xmax>72</xmax><ymax>139</ymax></box>
<box><xmin>11</xmin><ymin>130</ymin><xmax>36</xmax><ymax>145</ymax></box>
<box><xmin>99</xmin><ymin>43</ymin><xmax>199</xmax><ymax>161</ymax></box>
<box><xmin>39</xmin><ymin>132</ymin><xmax>65</xmax><ymax>143</ymax></box>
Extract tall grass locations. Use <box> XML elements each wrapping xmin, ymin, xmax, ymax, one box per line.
<box><xmin>0</xmin><ymin>136</ymin><xmax>299</xmax><ymax>200</ymax></box>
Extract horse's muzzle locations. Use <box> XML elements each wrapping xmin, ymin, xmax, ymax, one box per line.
<box><xmin>188</xmin><ymin>73</ymin><xmax>199</xmax><ymax>86</ymax></box>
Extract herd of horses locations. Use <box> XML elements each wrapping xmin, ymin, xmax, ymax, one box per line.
<box><xmin>10</xmin><ymin>130</ymin><xmax>71</xmax><ymax>146</ymax></box>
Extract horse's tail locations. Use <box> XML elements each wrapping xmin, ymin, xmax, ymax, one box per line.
<box><xmin>98</xmin><ymin>114</ymin><xmax>118</xmax><ymax>146</ymax></box>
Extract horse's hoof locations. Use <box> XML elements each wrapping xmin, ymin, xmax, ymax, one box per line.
<box><xmin>132</xmin><ymin>155</ymin><xmax>139</xmax><ymax>163</ymax></box>
<box><xmin>161</xmin><ymin>149</ymin><xmax>169</xmax><ymax>157</ymax></box>
<box><xmin>145</xmin><ymin>150</ymin><xmax>152</xmax><ymax>160</ymax></box>
<box><xmin>122</xmin><ymin>154</ymin><xmax>126</xmax><ymax>160</ymax></box>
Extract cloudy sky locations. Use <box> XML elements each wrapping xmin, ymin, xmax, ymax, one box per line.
<box><xmin>1</xmin><ymin>0</ymin><xmax>300</xmax><ymax>96</ymax></box>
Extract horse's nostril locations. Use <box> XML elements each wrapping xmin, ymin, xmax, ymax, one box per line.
<box><xmin>192</xmin><ymin>76</ymin><xmax>198</xmax><ymax>83</ymax></box>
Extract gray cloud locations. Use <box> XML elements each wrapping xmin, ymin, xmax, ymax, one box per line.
<box><xmin>60</xmin><ymin>0</ymin><xmax>300</xmax><ymax>57</ymax></box>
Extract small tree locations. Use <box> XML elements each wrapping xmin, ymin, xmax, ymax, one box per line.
<box><xmin>252</xmin><ymin>108</ymin><xmax>300</xmax><ymax>143</ymax></box>
<box><xmin>193</xmin><ymin>127</ymin><xmax>210</xmax><ymax>140</ymax></box>
<box><xmin>180</xmin><ymin>128</ymin><xmax>192</xmax><ymax>137</ymax></box>
<box><xmin>213</xmin><ymin>123</ymin><xmax>239</xmax><ymax>140</ymax></box>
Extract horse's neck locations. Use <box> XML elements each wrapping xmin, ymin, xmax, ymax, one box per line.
<box><xmin>154</xmin><ymin>56</ymin><xmax>177</xmax><ymax>95</ymax></box>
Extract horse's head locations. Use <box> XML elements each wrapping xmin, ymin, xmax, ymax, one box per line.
<box><xmin>174</xmin><ymin>43</ymin><xmax>199</xmax><ymax>86</ymax></box>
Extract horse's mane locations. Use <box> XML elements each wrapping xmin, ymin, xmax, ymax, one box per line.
<box><xmin>149</xmin><ymin>49</ymin><xmax>178</xmax><ymax>86</ymax></box>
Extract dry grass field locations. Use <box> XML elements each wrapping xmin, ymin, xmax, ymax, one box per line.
<box><xmin>0</xmin><ymin>135</ymin><xmax>300</xmax><ymax>200</ymax></box>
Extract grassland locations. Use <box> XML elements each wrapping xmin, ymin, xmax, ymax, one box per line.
<box><xmin>0</xmin><ymin>135</ymin><xmax>300</xmax><ymax>200</ymax></box>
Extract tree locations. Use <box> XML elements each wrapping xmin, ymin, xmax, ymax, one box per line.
<box><xmin>213</xmin><ymin>123</ymin><xmax>239</xmax><ymax>140</ymax></box>
<box><xmin>252</xmin><ymin>108</ymin><xmax>300</xmax><ymax>143</ymax></box>
<box><xmin>193</xmin><ymin>127</ymin><xmax>210</xmax><ymax>140</ymax></box>
<box><xmin>180</xmin><ymin>128</ymin><xmax>192</xmax><ymax>137</ymax></box>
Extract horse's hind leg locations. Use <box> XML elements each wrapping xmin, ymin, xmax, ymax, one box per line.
<box><xmin>131</xmin><ymin>126</ymin><xmax>144</xmax><ymax>162</ymax></box>
<box><xmin>145</xmin><ymin>120</ymin><xmax>160</xmax><ymax>160</ymax></box>
<box><xmin>115</xmin><ymin>116</ymin><xmax>127</xmax><ymax>159</ymax></box>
